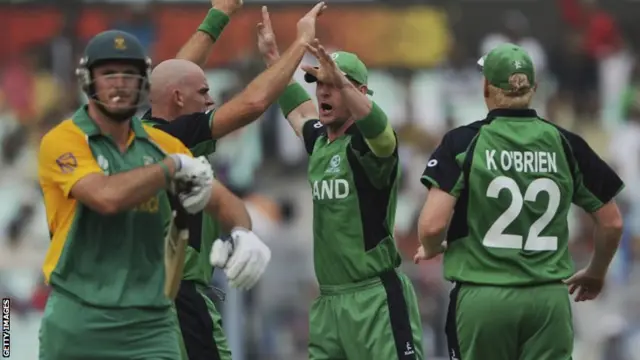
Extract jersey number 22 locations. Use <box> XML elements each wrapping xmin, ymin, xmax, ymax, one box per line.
<box><xmin>483</xmin><ymin>176</ymin><xmax>560</xmax><ymax>251</ymax></box>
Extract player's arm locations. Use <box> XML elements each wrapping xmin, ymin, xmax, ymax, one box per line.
<box><xmin>418</xmin><ymin>131</ymin><xmax>466</xmax><ymax>256</ymax></box>
<box><xmin>277</xmin><ymin>81</ymin><xmax>319</xmax><ymax>138</ymax></box>
<box><xmin>257</xmin><ymin>5</ymin><xmax>319</xmax><ymax>138</ymax></box>
<box><xmin>38</xmin><ymin>129</ymin><xmax>181</xmax><ymax>215</ymax></box>
<box><xmin>204</xmin><ymin>180</ymin><xmax>252</xmax><ymax>232</ymax></box>
<box><xmin>210</xmin><ymin>40</ymin><xmax>307</xmax><ymax>139</ymax></box>
<box><xmin>210</xmin><ymin>3</ymin><xmax>324</xmax><ymax>140</ymax></box>
<box><xmin>341</xmin><ymin>83</ymin><xmax>396</xmax><ymax>158</ymax></box>
<box><xmin>175</xmin><ymin>0</ymin><xmax>240</xmax><ymax>67</ymax></box>
<box><xmin>565</xmin><ymin>132</ymin><xmax>625</xmax><ymax>277</ymax></box>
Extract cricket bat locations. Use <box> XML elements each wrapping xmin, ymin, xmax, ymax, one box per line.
<box><xmin>164</xmin><ymin>196</ymin><xmax>190</xmax><ymax>300</ymax></box>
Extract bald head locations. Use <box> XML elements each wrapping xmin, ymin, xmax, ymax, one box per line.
<box><xmin>149</xmin><ymin>59</ymin><xmax>213</xmax><ymax>119</ymax></box>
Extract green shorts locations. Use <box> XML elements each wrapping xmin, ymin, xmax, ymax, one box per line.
<box><xmin>446</xmin><ymin>282</ymin><xmax>573</xmax><ymax>360</ymax></box>
<box><xmin>39</xmin><ymin>289</ymin><xmax>180</xmax><ymax>360</ymax></box>
<box><xmin>309</xmin><ymin>270</ymin><xmax>424</xmax><ymax>360</ymax></box>
<box><xmin>173</xmin><ymin>281</ymin><xmax>231</xmax><ymax>360</ymax></box>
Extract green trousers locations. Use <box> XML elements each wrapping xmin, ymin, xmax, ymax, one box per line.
<box><xmin>39</xmin><ymin>289</ymin><xmax>180</xmax><ymax>360</ymax></box>
<box><xmin>309</xmin><ymin>270</ymin><xmax>424</xmax><ymax>360</ymax></box>
<box><xmin>446</xmin><ymin>282</ymin><xmax>573</xmax><ymax>360</ymax></box>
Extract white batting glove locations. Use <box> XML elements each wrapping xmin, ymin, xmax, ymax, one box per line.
<box><xmin>209</xmin><ymin>227</ymin><xmax>271</xmax><ymax>290</ymax></box>
<box><xmin>169</xmin><ymin>154</ymin><xmax>214</xmax><ymax>214</ymax></box>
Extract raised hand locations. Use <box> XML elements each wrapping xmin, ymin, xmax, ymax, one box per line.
<box><xmin>257</xmin><ymin>6</ymin><xmax>280</xmax><ymax>66</ymax></box>
<box><xmin>301</xmin><ymin>39</ymin><xmax>347</xmax><ymax>88</ymax></box>
<box><xmin>212</xmin><ymin>0</ymin><xmax>243</xmax><ymax>16</ymax></box>
<box><xmin>296</xmin><ymin>2</ymin><xmax>327</xmax><ymax>44</ymax></box>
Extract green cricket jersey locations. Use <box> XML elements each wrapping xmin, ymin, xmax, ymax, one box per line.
<box><xmin>421</xmin><ymin>108</ymin><xmax>624</xmax><ymax>286</ymax></box>
<box><xmin>302</xmin><ymin>119</ymin><xmax>402</xmax><ymax>286</ymax></box>
<box><xmin>39</xmin><ymin>106</ymin><xmax>192</xmax><ymax>308</ymax></box>
<box><xmin>142</xmin><ymin>109</ymin><xmax>221</xmax><ymax>287</ymax></box>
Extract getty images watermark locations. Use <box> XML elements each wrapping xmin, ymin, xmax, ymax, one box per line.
<box><xmin>2</xmin><ymin>298</ymin><xmax>9</xmax><ymax>358</ymax></box>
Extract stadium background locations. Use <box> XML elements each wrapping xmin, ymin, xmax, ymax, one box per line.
<box><xmin>1</xmin><ymin>0</ymin><xmax>640</xmax><ymax>359</ymax></box>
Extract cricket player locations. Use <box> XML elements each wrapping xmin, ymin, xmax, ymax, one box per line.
<box><xmin>141</xmin><ymin>3</ymin><xmax>325</xmax><ymax>359</ymax></box>
<box><xmin>37</xmin><ymin>30</ymin><xmax>269</xmax><ymax>360</ymax></box>
<box><xmin>257</xmin><ymin>9</ymin><xmax>424</xmax><ymax>359</ymax></box>
<box><xmin>416</xmin><ymin>43</ymin><xmax>625</xmax><ymax>360</ymax></box>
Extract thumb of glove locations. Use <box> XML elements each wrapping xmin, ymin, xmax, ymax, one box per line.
<box><xmin>210</xmin><ymin>238</ymin><xmax>233</xmax><ymax>268</ymax></box>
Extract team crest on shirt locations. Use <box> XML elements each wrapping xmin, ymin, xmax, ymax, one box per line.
<box><xmin>97</xmin><ymin>155</ymin><xmax>110</xmax><ymax>175</ymax></box>
<box><xmin>325</xmin><ymin>155</ymin><xmax>341</xmax><ymax>174</ymax></box>
<box><xmin>56</xmin><ymin>152</ymin><xmax>78</xmax><ymax>174</ymax></box>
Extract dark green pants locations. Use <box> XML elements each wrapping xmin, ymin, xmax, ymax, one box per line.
<box><xmin>39</xmin><ymin>289</ymin><xmax>180</xmax><ymax>360</ymax></box>
<box><xmin>446</xmin><ymin>282</ymin><xmax>573</xmax><ymax>360</ymax></box>
<box><xmin>173</xmin><ymin>281</ymin><xmax>231</xmax><ymax>360</ymax></box>
<box><xmin>309</xmin><ymin>270</ymin><xmax>424</xmax><ymax>360</ymax></box>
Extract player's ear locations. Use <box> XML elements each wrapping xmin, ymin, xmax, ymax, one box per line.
<box><xmin>173</xmin><ymin>89</ymin><xmax>184</xmax><ymax>108</ymax></box>
<box><xmin>359</xmin><ymin>85</ymin><xmax>368</xmax><ymax>95</ymax></box>
<box><xmin>483</xmin><ymin>78</ymin><xmax>489</xmax><ymax>98</ymax></box>
<box><xmin>533</xmin><ymin>82</ymin><xmax>538</xmax><ymax>93</ymax></box>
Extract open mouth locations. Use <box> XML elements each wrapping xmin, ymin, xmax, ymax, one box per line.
<box><xmin>320</xmin><ymin>103</ymin><xmax>333</xmax><ymax>115</ymax></box>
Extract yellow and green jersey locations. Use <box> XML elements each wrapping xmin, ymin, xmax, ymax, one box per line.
<box><xmin>38</xmin><ymin>106</ymin><xmax>191</xmax><ymax>308</ymax></box>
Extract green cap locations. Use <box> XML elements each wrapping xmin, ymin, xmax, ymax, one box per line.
<box><xmin>304</xmin><ymin>51</ymin><xmax>373</xmax><ymax>95</ymax></box>
<box><xmin>477</xmin><ymin>43</ymin><xmax>535</xmax><ymax>91</ymax></box>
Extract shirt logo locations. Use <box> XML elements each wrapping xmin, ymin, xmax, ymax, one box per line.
<box><xmin>97</xmin><ymin>155</ymin><xmax>110</xmax><ymax>175</ymax></box>
<box><xmin>326</xmin><ymin>154</ymin><xmax>341</xmax><ymax>174</ymax></box>
<box><xmin>56</xmin><ymin>152</ymin><xmax>77</xmax><ymax>174</ymax></box>
<box><xmin>143</xmin><ymin>156</ymin><xmax>154</xmax><ymax>166</ymax></box>
<box><xmin>427</xmin><ymin>159</ymin><xmax>438</xmax><ymax>167</ymax></box>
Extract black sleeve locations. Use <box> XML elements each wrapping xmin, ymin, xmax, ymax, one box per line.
<box><xmin>153</xmin><ymin>111</ymin><xmax>213</xmax><ymax>149</ymax></box>
<box><xmin>421</xmin><ymin>132</ymin><xmax>461</xmax><ymax>193</ymax></box>
<box><xmin>420</xmin><ymin>124</ymin><xmax>480</xmax><ymax>194</ymax></box>
<box><xmin>563</xmin><ymin>130</ymin><xmax>624</xmax><ymax>211</ymax></box>
<box><xmin>302</xmin><ymin>119</ymin><xmax>325</xmax><ymax>154</ymax></box>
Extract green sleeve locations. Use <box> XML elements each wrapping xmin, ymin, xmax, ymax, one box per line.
<box><xmin>355</xmin><ymin>102</ymin><xmax>396</xmax><ymax>158</ymax></box>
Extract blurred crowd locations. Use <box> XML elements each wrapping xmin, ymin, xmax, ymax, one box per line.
<box><xmin>2</xmin><ymin>0</ymin><xmax>640</xmax><ymax>359</ymax></box>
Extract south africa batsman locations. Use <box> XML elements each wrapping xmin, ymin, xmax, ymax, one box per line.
<box><xmin>37</xmin><ymin>30</ymin><xmax>266</xmax><ymax>360</ymax></box>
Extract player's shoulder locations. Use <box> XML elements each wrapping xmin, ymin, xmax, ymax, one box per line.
<box><xmin>441</xmin><ymin>119</ymin><xmax>491</xmax><ymax>153</ymax></box>
<box><xmin>143</xmin><ymin>123</ymin><xmax>192</xmax><ymax>156</ymax></box>
<box><xmin>143</xmin><ymin>123</ymin><xmax>182</xmax><ymax>146</ymax></box>
<box><xmin>43</xmin><ymin>118</ymin><xmax>84</xmax><ymax>138</ymax></box>
<box><xmin>179</xmin><ymin>110</ymin><xmax>211</xmax><ymax>121</ymax></box>
<box><xmin>535</xmin><ymin>117</ymin><xmax>588</xmax><ymax>152</ymax></box>
<box><xmin>40</xmin><ymin>119</ymin><xmax>87</xmax><ymax>150</ymax></box>
<box><xmin>303</xmin><ymin>119</ymin><xmax>326</xmax><ymax>134</ymax></box>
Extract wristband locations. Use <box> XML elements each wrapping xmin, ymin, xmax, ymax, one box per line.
<box><xmin>356</xmin><ymin>101</ymin><xmax>387</xmax><ymax>139</ymax></box>
<box><xmin>158</xmin><ymin>161</ymin><xmax>172</xmax><ymax>186</ymax></box>
<box><xmin>197</xmin><ymin>8</ymin><xmax>230</xmax><ymax>40</ymax></box>
<box><xmin>278</xmin><ymin>83</ymin><xmax>312</xmax><ymax>117</ymax></box>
